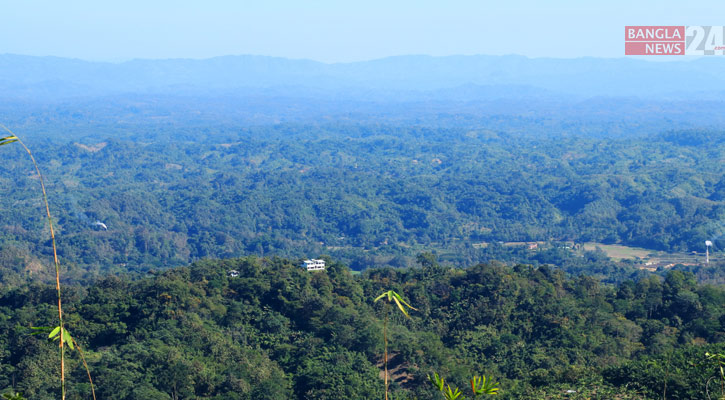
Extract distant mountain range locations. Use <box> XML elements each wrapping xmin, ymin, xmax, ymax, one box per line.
<box><xmin>1</xmin><ymin>54</ymin><xmax>724</xmax><ymax>139</ymax></box>
<box><xmin>1</xmin><ymin>53</ymin><xmax>725</xmax><ymax>100</ymax></box>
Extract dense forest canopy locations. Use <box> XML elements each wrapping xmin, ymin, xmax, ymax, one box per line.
<box><xmin>1</xmin><ymin>125</ymin><xmax>724</xmax><ymax>282</ymax></box>
<box><xmin>1</xmin><ymin>87</ymin><xmax>725</xmax><ymax>399</ymax></box>
<box><xmin>1</xmin><ymin>256</ymin><xmax>724</xmax><ymax>399</ymax></box>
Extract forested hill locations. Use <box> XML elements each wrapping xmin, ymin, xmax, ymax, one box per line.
<box><xmin>1</xmin><ymin>256</ymin><xmax>724</xmax><ymax>399</ymax></box>
<box><xmin>2</xmin><ymin>55</ymin><xmax>725</xmax><ymax>135</ymax></box>
<box><xmin>1</xmin><ymin>127</ymin><xmax>724</xmax><ymax>281</ymax></box>
<box><xmin>2</xmin><ymin>54</ymin><xmax>724</xmax><ymax>98</ymax></box>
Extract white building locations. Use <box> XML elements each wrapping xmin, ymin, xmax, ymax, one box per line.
<box><xmin>301</xmin><ymin>259</ymin><xmax>325</xmax><ymax>271</ymax></box>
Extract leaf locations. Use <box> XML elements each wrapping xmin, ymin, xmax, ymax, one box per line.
<box><xmin>392</xmin><ymin>292</ymin><xmax>417</xmax><ymax>310</ymax></box>
<box><xmin>392</xmin><ymin>296</ymin><xmax>411</xmax><ymax>318</ymax></box>
<box><xmin>29</xmin><ymin>326</ymin><xmax>53</xmax><ymax>335</ymax></box>
<box><xmin>471</xmin><ymin>375</ymin><xmax>499</xmax><ymax>395</ymax></box>
<box><xmin>62</xmin><ymin>329</ymin><xmax>74</xmax><ymax>350</ymax></box>
<box><xmin>375</xmin><ymin>290</ymin><xmax>416</xmax><ymax>319</ymax></box>
<box><xmin>0</xmin><ymin>135</ymin><xmax>18</xmax><ymax>147</ymax></box>
<box><xmin>444</xmin><ymin>384</ymin><xmax>463</xmax><ymax>400</ymax></box>
<box><xmin>428</xmin><ymin>372</ymin><xmax>445</xmax><ymax>392</ymax></box>
<box><xmin>374</xmin><ymin>292</ymin><xmax>388</xmax><ymax>303</ymax></box>
<box><xmin>48</xmin><ymin>326</ymin><xmax>61</xmax><ymax>339</ymax></box>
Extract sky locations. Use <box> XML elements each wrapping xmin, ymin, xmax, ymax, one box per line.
<box><xmin>2</xmin><ymin>0</ymin><xmax>725</xmax><ymax>63</ymax></box>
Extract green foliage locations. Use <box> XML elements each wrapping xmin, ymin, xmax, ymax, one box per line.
<box><xmin>30</xmin><ymin>325</ymin><xmax>74</xmax><ymax>350</ymax></box>
<box><xmin>2</xmin><ymin>128</ymin><xmax>725</xmax><ymax>284</ymax></box>
<box><xmin>376</xmin><ymin>289</ymin><xmax>417</xmax><ymax>399</ymax></box>
<box><xmin>0</xmin><ymin>125</ymin><xmax>80</xmax><ymax>400</ymax></box>
<box><xmin>375</xmin><ymin>290</ymin><xmax>417</xmax><ymax>318</ymax></box>
<box><xmin>1</xmin><ymin>393</ymin><xmax>26</xmax><ymax>400</ymax></box>
<box><xmin>0</xmin><ymin>256</ymin><xmax>724</xmax><ymax>398</ymax></box>
<box><xmin>470</xmin><ymin>375</ymin><xmax>499</xmax><ymax>396</ymax></box>
<box><xmin>705</xmin><ymin>351</ymin><xmax>725</xmax><ymax>399</ymax></box>
<box><xmin>429</xmin><ymin>372</ymin><xmax>499</xmax><ymax>399</ymax></box>
<box><xmin>442</xmin><ymin>384</ymin><xmax>463</xmax><ymax>400</ymax></box>
<box><xmin>603</xmin><ymin>344</ymin><xmax>725</xmax><ymax>399</ymax></box>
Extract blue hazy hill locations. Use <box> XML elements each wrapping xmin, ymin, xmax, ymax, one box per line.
<box><xmin>1</xmin><ymin>53</ymin><xmax>724</xmax><ymax>99</ymax></box>
<box><xmin>1</xmin><ymin>54</ymin><xmax>724</xmax><ymax>140</ymax></box>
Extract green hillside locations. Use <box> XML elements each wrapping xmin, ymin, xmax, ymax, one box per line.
<box><xmin>2</xmin><ymin>256</ymin><xmax>723</xmax><ymax>399</ymax></box>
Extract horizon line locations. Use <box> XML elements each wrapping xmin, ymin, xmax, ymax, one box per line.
<box><xmin>0</xmin><ymin>52</ymin><xmax>703</xmax><ymax>65</ymax></box>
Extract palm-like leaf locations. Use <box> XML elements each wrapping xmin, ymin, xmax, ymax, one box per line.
<box><xmin>375</xmin><ymin>290</ymin><xmax>417</xmax><ymax>318</ymax></box>
<box><xmin>429</xmin><ymin>372</ymin><xmax>445</xmax><ymax>392</ymax></box>
<box><xmin>471</xmin><ymin>375</ymin><xmax>499</xmax><ymax>395</ymax></box>
<box><xmin>443</xmin><ymin>384</ymin><xmax>464</xmax><ymax>400</ymax></box>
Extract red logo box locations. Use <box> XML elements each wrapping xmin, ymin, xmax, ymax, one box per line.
<box><xmin>625</xmin><ymin>26</ymin><xmax>685</xmax><ymax>55</ymax></box>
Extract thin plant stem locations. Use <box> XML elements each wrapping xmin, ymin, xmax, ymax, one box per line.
<box><xmin>384</xmin><ymin>304</ymin><xmax>389</xmax><ymax>400</ymax></box>
<box><xmin>72</xmin><ymin>338</ymin><xmax>97</xmax><ymax>400</ymax></box>
<box><xmin>375</xmin><ymin>290</ymin><xmax>415</xmax><ymax>400</ymax></box>
<box><xmin>1</xmin><ymin>124</ymin><xmax>66</xmax><ymax>399</ymax></box>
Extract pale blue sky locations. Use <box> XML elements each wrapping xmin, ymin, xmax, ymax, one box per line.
<box><xmin>2</xmin><ymin>0</ymin><xmax>724</xmax><ymax>62</ymax></box>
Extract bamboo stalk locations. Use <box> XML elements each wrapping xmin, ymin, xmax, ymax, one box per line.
<box><xmin>1</xmin><ymin>124</ymin><xmax>66</xmax><ymax>399</ymax></box>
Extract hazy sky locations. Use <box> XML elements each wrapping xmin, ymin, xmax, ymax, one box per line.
<box><xmin>2</xmin><ymin>0</ymin><xmax>724</xmax><ymax>62</ymax></box>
